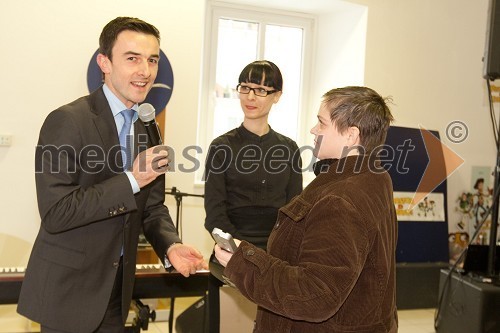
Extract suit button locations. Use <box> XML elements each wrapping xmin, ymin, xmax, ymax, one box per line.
<box><xmin>113</xmin><ymin>261</ymin><xmax>120</xmax><ymax>268</ymax></box>
<box><xmin>246</xmin><ymin>249</ymin><xmax>255</xmax><ymax>256</ymax></box>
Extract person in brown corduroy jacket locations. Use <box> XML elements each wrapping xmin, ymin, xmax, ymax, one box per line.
<box><xmin>215</xmin><ymin>86</ymin><xmax>398</xmax><ymax>333</ymax></box>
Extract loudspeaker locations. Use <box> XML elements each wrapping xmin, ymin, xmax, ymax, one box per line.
<box><xmin>396</xmin><ymin>262</ymin><xmax>449</xmax><ymax>309</ymax></box>
<box><xmin>435</xmin><ymin>269</ymin><xmax>500</xmax><ymax>333</ymax></box>
<box><xmin>463</xmin><ymin>245</ymin><xmax>500</xmax><ymax>274</ymax></box>
<box><xmin>175</xmin><ymin>296</ymin><xmax>208</xmax><ymax>333</ymax></box>
<box><xmin>484</xmin><ymin>0</ymin><xmax>500</xmax><ymax>79</ymax></box>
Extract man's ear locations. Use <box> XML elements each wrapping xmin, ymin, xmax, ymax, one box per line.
<box><xmin>347</xmin><ymin>126</ymin><xmax>360</xmax><ymax>146</ymax></box>
<box><xmin>96</xmin><ymin>54</ymin><xmax>111</xmax><ymax>74</ymax></box>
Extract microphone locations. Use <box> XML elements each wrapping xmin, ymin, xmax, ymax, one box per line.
<box><xmin>138</xmin><ymin>103</ymin><xmax>163</xmax><ymax>146</ymax></box>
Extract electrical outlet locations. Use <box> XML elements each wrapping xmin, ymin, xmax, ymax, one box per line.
<box><xmin>0</xmin><ymin>134</ymin><xmax>13</xmax><ymax>146</ymax></box>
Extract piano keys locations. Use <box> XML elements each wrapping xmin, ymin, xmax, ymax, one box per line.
<box><xmin>0</xmin><ymin>265</ymin><xmax>209</xmax><ymax>305</ymax></box>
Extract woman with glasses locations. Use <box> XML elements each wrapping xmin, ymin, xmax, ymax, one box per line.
<box><xmin>204</xmin><ymin>60</ymin><xmax>303</xmax><ymax>332</ymax></box>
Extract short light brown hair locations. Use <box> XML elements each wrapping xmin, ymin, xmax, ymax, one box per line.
<box><xmin>322</xmin><ymin>86</ymin><xmax>394</xmax><ymax>153</ymax></box>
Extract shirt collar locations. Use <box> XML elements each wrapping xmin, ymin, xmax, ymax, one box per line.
<box><xmin>237</xmin><ymin>124</ymin><xmax>274</xmax><ymax>142</ymax></box>
<box><xmin>102</xmin><ymin>84</ymin><xmax>139</xmax><ymax>122</ymax></box>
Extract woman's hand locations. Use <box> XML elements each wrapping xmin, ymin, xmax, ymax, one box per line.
<box><xmin>214</xmin><ymin>239</ymin><xmax>241</xmax><ymax>267</ymax></box>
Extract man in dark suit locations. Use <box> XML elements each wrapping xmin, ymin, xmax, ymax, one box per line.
<box><xmin>17</xmin><ymin>17</ymin><xmax>207</xmax><ymax>333</ymax></box>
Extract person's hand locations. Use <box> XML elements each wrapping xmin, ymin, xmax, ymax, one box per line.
<box><xmin>214</xmin><ymin>238</ymin><xmax>241</xmax><ymax>267</ymax></box>
<box><xmin>131</xmin><ymin>146</ymin><xmax>169</xmax><ymax>188</ymax></box>
<box><xmin>166</xmin><ymin>243</ymin><xmax>208</xmax><ymax>277</ymax></box>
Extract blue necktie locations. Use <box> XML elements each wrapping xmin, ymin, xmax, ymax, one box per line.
<box><xmin>119</xmin><ymin>109</ymin><xmax>134</xmax><ymax>171</ymax></box>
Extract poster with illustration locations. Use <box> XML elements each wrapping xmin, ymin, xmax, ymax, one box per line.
<box><xmin>394</xmin><ymin>192</ymin><xmax>445</xmax><ymax>221</ymax></box>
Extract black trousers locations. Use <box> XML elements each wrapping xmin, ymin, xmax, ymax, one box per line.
<box><xmin>41</xmin><ymin>258</ymin><xmax>124</xmax><ymax>333</ymax></box>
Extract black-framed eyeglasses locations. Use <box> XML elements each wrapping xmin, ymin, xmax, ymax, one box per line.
<box><xmin>236</xmin><ymin>84</ymin><xmax>277</xmax><ymax>97</ymax></box>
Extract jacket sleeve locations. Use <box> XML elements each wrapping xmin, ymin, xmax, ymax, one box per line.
<box><xmin>141</xmin><ymin>173</ymin><xmax>182</xmax><ymax>262</ymax></box>
<box><xmin>203</xmin><ymin>143</ymin><xmax>243</xmax><ymax>238</ymax></box>
<box><xmin>223</xmin><ymin>195</ymin><xmax>370</xmax><ymax>322</ymax></box>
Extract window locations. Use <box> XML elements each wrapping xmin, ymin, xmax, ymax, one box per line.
<box><xmin>197</xmin><ymin>2</ymin><xmax>314</xmax><ymax>183</ymax></box>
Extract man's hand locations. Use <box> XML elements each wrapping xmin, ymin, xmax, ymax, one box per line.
<box><xmin>131</xmin><ymin>146</ymin><xmax>169</xmax><ymax>188</ymax></box>
<box><xmin>214</xmin><ymin>238</ymin><xmax>241</xmax><ymax>267</ymax></box>
<box><xmin>166</xmin><ymin>243</ymin><xmax>208</xmax><ymax>277</ymax></box>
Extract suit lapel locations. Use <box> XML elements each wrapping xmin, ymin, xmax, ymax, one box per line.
<box><xmin>89</xmin><ymin>87</ymin><xmax>124</xmax><ymax>172</ymax></box>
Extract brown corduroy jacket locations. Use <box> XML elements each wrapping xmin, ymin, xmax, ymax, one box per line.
<box><xmin>224</xmin><ymin>155</ymin><xmax>398</xmax><ymax>333</ymax></box>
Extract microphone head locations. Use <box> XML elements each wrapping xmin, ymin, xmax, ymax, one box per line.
<box><xmin>138</xmin><ymin>103</ymin><xmax>156</xmax><ymax>122</ymax></box>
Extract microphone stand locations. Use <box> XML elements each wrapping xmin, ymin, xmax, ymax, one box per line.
<box><xmin>487</xmin><ymin>139</ymin><xmax>500</xmax><ymax>278</ymax></box>
<box><xmin>164</xmin><ymin>186</ymin><xmax>204</xmax><ymax>333</ymax></box>
<box><xmin>486</xmin><ymin>79</ymin><xmax>500</xmax><ymax>279</ymax></box>
<box><xmin>165</xmin><ymin>187</ymin><xmax>205</xmax><ymax>237</ymax></box>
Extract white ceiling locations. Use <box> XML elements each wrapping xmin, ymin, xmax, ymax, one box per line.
<box><xmin>218</xmin><ymin>0</ymin><xmax>361</xmax><ymax>15</ymax></box>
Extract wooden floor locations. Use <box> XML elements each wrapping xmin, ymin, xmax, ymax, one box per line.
<box><xmin>0</xmin><ymin>299</ymin><xmax>436</xmax><ymax>333</ymax></box>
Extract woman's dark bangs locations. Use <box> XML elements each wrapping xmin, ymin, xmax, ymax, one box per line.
<box><xmin>239</xmin><ymin>65</ymin><xmax>274</xmax><ymax>87</ymax></box>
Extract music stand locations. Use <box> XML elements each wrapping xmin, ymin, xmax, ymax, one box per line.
<box><xmin>165</xmin><ymin>186</ymin><xmax>204</xmax><ymax>333</ymax></box>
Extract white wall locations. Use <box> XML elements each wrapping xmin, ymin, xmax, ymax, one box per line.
<box><xmin>0</xmin><ymin>0</ymin><xmax>496</xmax><ymax>267</ymax></box>
<box><xmin>313</xmin><ymin>3</ymin><xmax>367</xmax><ymax>96</ymax></box>
<box><xmin>304</xmin><ymin>2</ymin><xmax>368</xmax><ymax>186</ymax></box>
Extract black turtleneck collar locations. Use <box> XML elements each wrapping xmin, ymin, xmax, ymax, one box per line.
<box><xmin>313</xmin><ymin>158</ymin><xmax>337</xmax><ymax>176</ymax></box>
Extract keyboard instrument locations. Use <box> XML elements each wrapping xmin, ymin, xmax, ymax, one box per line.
<box><xmin>0</xmin><ymin>265</ymin><xmax>209</xmax><ymax>305</ymax></box>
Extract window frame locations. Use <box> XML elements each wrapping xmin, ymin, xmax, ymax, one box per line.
<box><xmin>196</xmin><ymin>1</ymin><xmax>316</xmax><ymax>184</ymax></box>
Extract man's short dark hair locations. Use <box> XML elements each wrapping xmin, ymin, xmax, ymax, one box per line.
<box><xmin>99</xmin><ymin>17</ymin><xmax>160</xmax><ymax>60</ymax></box>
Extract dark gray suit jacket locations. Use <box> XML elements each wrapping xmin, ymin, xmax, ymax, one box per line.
<box><xmin>17</xmin><ymin>87</ymin><xmax>180</xmax><ymax>332</ymax></box>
